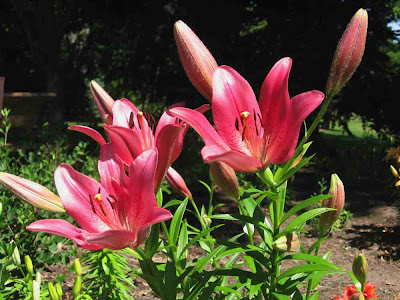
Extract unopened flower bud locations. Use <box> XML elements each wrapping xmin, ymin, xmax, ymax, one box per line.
<box><xmin>0</xmin><ymin>202</ymin><xmax>2</xmax><ymax>215</ymax></box>
<box><xmin>319</xmin><ymin>174</ymin><xmax>345</xmax><ymax>235</ymax></box>
<box><xmin>174</xmin><ymin>20</ymin><xmax>218</xmax><ymax>101</ymax></box>
<box><xmin>73</xmin><ymin>275</ymin><xmax>82</xmax><ymax>298</ymax></box>
<box><xmin>201</xmin><ymin>214</ymin><xmax>212</xmax><ymax>227</ymax></box>
<box><xmin>25</xmin><ymin>255</ymin><xmax>34</xmax><ymax>275</ymax></box>
<box><xmin>23</xmin><ymin>256</ymin><xmax>35</xmax><ymax>276</ymax></box>
<box><xmin>166</xmin><ymin>167</ymin><xmax>192</xmax><ymax>200</ymax></box>
<box><xmin>12</xmin><ymin>245</ymin><xmax>21</xmax><ymax>266</ymax></box>
<box><xmin>350</xmin><ymin>291</ymin><xmax>366</xmax><ymax>300</ymax></box>
<box><xmin>209</xmin><ymin>161</ymin><xmax>239</xmax><ymax>199</ymax></box>
<box><xmin>55</xmin><ymin>283</ymin><xmax>63</xmax><ymax>298</ymax></box>
<box><xmin>352</xmin><ymin>252</ymin><xmax>368</xmax><ymax>286</ymax></box>
<box><xmin>396</xmin><ymin>180</ymin><xmax>400</xmax><ymax>187</ymax></box>
<box><xmin>74</xmin><ymin>258</ymin><xmax>82</xmax><ymax>276</ymax></box>
<box><xmin>90</xmin><ymin>80</ymin><xmax>114</xmax><ymax>124</ymax></box>
<box><xmin>48</xmin><ymin>283</ymin><xmax>58</xmax><ymax>300</ymax></box>
<box><xmin>0</xmin><ymin>172</ymin><xmax>65</xmax><ymax>213</ymax></box>
<box><xmin>32</xmin><ymin>280</ymin><xmax>40</xmax><ymax>300</ymax></box>
<box><xmin>273</xmin><ymin>233</ymin><xmax>300</xmax><ymax>252</ymax></box>
<box><xmin>35</xmin><ymin>271</ymin><xmax>42</xmax><ymax>286</ymax></box>
<box><xmin>390</xmin><ymin>165</ymin><xmax>399</xmax><ymax>178</ymax></box>
<box><xmin>326</xmin><ymin>9</ymin><xmax>368</xmax><ymax>97</ymax></box>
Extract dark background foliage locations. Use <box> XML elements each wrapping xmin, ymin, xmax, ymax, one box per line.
<box><xmin>0</xmin><ymin>0</ymin><xmax>399</xmax><ymax>132</ymax></box>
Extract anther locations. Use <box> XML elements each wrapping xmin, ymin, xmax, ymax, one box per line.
<box><xmin>94</xmin><ymin>193</ymin><xmax>102</xmax><ymax>202</ymax></box>
<box><xmin>240</xmin><ymin>111</ymin><xmax>250</xmax><ymax>119</ymax></box>
<box><xmin>129</xmin><ymin>112</ymin><xmax>135</xmax><ymax>129</ymax></box>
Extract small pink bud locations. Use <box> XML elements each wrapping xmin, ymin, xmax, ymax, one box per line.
<box><xmin>174</xmin><ymin>20</ymin><xmax>218</xmax><ymax>101</ymax></box>
<box><xmin>326</xmin><ymin>9</ymin><xmax>368</xmax><ymax>97</ymax></box>
<box><xmin>166</xmin><ymin>167</ymin><xmax>193</xmax><ymax>200</ymax></box>
<box><xmin>209</xmin><ymin>162</ymin><xmax>239</xmax><ymax>199</ymax></box>
<box><xmin>319</xmin><ymin>174</ymin><xmax>345</xmax><ymax>235</ymax></box>
<box><xmin>273</xmin><ymin>233</ymin><xmax>300</xmax><ymax>252</ymax></box>
<box><xmin>90</xmin><ymin>80</ymin><xmax>114</xmax><ymax>124</ymax></box>
<box><xmin>0</xmin><ymin>172</ymin><xmax>65</xmax><ymax>213</ymax></box>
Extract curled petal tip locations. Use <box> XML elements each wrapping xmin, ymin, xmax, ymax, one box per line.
<box><xmin>0</xmin><ymin>172</ymin><xmax>65</xmax><ymax>213</ymax></box>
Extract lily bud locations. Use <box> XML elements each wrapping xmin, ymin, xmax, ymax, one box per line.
<box><xmin>201</xmin><ymin>214</ymin><xmax>212</xmax><ymax>227</ymax></box>
<box><xmin>166</xmin><ymin>167</ymin><xmax>193</xmax><ymax>200</ymax></box>
<box><xmin>25</xmin><ymin>255</ymin><xmax>34</xmax><ymax>275</ymax></box>
<box><xmin>396</xmin><ymin>180</ymin><xmax>400</xmax><ymax>187</ymax></box>
<box><xmin>326</xmin><ymin>9</ymin><xmax>368</xmax><ymax>97</ymax></box>
<box><xmin>74</xmin><ymin>258</ymin><xmax>82</xmax><ymax>276</ymax></box>
<box><xmin>350</xmin><ymin>292</ymin><xmax>366</xmax><ymax>300</ymax></box>
<box><xmin>174</xmin><ymin>20</ymin><xmax>218</xmax><ymax>101</ymax></box>
<box><xmin>0</xmin><ymin>201</ymin><xmax>2</xmax><ymax>215</ymax></box>
<box><xmin>352</xmin><ymin>252</ymin><xmax>368</xmax><ymax>286</ymax></box>
<box><xmin>273</xmin><ymin>233</ymin><xmax>300</xmax><ymax>252</ymax></box>
<box><xmin>390</xmin><ymin>165</ymin><xmax>399</xmax><ymax>178</ymax></box>
<box><xmin>48</xmin><ymin>283</ymin><xmax>58</xmax><ymax>300</ymax></box>
<box><xmin>73</xmin><ymin>275</ymin><xmax>82</xmax><ymax>298</ymax></box>
<box><xmin>36</xmin><ymin>271</ymin><xmax>42</xmax><ymax>286</ymax></box>
<box><xmin>90</xmin><ymin>80</ymin><xmax>114</xmax><ymax>124</ymax></box>
<box><xmin>319</xmin><ymin>174</ymin><xmax>345</xmax><ymax>235</ymax></box>
<box><xmin>55</xmin><ymin>283</ymin><xmax>63</xmax><ymax>298</ymax></box>
<box><xmin>209</xmin><ymin>161</ymin><xmax>239</xmax><ymax>199</ymax></box>
<box><xmin>0</xmin><ymin>172</ymin><xmax>65</xmax><ymax>213</ymax></box>
<box><xmin>12</xmin><ymin>245</ymin><xmax>21</xmax><ymax>266</ymax></box>
<box><xmin>32</xmin><ymin>280</ymin><xmax>40</xmax><ymax>300</ymax></box>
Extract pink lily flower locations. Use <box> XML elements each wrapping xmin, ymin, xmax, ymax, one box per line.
<box><xmin>70</xmin><ymin>98</ymin><xmax>208</xmax><ymax>192</ymax></box>
<box><xmin>169</xmin><ymin>58</ymin><xmax>324</xmax><ymax>172</ymax></box>
<box><xmin>27</xmin><ymin>146</ymin><xmax>172</xmax><ymax>250</ymax></box>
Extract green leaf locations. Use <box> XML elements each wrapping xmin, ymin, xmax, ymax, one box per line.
<box><xmin>278</xmin><ymin>264</ymin><xmax>339</xmax><ymax>280</ymax></box>
<box><xmin>282</xmin><ymin>253</ymin><xmax>342</xmax><ymax>270</ymax></box>
<box><xmin>145</xmin><ymin>224</ymin><xmax>161</xmax><ymax>258</ymax></box>
<box><xmin>276</xmin><ymin>154</ymin><xmax>315</xmax><ymax>186</ymax></box>
<box><xmin>163</xmin><ymin>199</ymin><xmax>183</xmax><ymax>209</ymax></box>
<box><xmin>272</xmin><ymin>292</ymin><xmax>291</xmax><ymax>300</ymax></box>
<box><xmin>177</xmin><ymin>221</ymin><xmax>188</xmax><ymax>259</ymax></box>
<box><xmin>280</xmin><ymin>194</ymin><xmax>331</xmax><ymax>225</ymax></box>
<box><xmin>199</xmin><ymin>180</ymin><xmax>212</xmax><ymax>193</ymax></box>
<box><xmin>283</xmin><ymin>207</ymin><xmax>335</xmax><ymax>233</ymax></box>
<box><xmin>309</xmin><ymin>290</ymin><xmax>320</xmax><ymax>300</ymax></box>
<box><xmin>169</xmin><ymin>198</ymin><xmax>188</xmax><ymax>244</ymax></box>
<box><xmin>156</xmin><ymin>189</ymin><xmax>163</xmax><ymax>207</ymax></box>
<box><xmin>178</xmin><ymin>225</ymin><xmax>223</xmax><ymax>259</ymax></box>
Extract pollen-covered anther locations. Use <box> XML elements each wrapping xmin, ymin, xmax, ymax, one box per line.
<box><xmin>94</xmin><ymin>193</ymin><xmax>102</xmax><ymax>202</ymax></box>
<box><xmin>240</xmin><ymin>111</ymin><xmax>250</xmax><ymax>119</ymax></box>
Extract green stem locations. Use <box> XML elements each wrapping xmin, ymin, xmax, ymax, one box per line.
<box><xmin>305</xmin><ymin>244</ymin><xmax>321</xmax><ymax>299</ymax></box>
<box><xmin>189</xmin><ymin>198</ymin><xmax>205</xmax><ymax>229</ymax></box>
<box><xmin>269</xmin><ymin>187</ymin><xmax>282</xmax><ymax>298</ymax></box>
<box><xmin>207</xmin><ymin>184</ymin><xmax>214</xmax><ymax>216</ymax></box>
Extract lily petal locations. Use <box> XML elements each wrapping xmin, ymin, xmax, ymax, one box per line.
<box><xmin>201</xmin><ymin>145</ymin><xmax>261</xmax><ymax>172</ymax></box>
<box><xmin>54</xmin><ymin>164</ymin><xmax>112</xmax><ymax>233</ymax></box>
<box><xmin>112</xmin><ymin>99</ymin><xmax>139</xmax><ymax>127</ymax></box>
<box><xmin>155</xmin><ymin>102</ymin><xmax>185</xmax><ymax>141</ymax></box>
<box><xmin>98</xmin><ymin>145</ymin><xmax>127</xmax><ymax>200</ymax></box>
<box><xmin>68</xmin><ymin>125</ymin><xmax>106</xmax><ymax>145</ymax></box>
<box><xmin>169</xmin><ymin>107</ymin><xmax>229</xmax><ymax>149</ymax></box>
<box><xmin>212</xmin><ymin>66</ymin><xmax>262</xmax><ymax>154</ymax></box>
<box><xmin>154</xmin><ymin>124</ymin><xmax>185</xmax><ymax>190</ymax></box>
<box><xmin>127</xmin><ymin>149</ymin><xmax>172</xmax><ymax>231</ymax></box>
<box><xmin>27</xmin><ymin>219</ymin><xmax>103</xmax><ymax>250</ymax></box>
<box><xmin>86</xmin><ymin>229</ymin><xmax>136</xmax><ymax>250</ymax></box>
<box><xmin>259</xmin><ymin>57</ymin><xmax>292</xmax><ymax>132</ymax></box>
<box><xmin>105</xmin><ymin>125</ymin><xmax>145</xmax><ymax>164</ymax></box>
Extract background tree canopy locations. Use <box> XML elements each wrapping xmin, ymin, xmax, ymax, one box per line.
<box><xmin>0</xmin><ymin>0</ymin><xmax>399</xmax><ymax>134</ymax></box>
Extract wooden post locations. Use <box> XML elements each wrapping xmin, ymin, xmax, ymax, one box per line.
<box><xmin>0</xmin><ymin>77</ymin><xmax>4</xmax><ymax>111</ymax></box>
